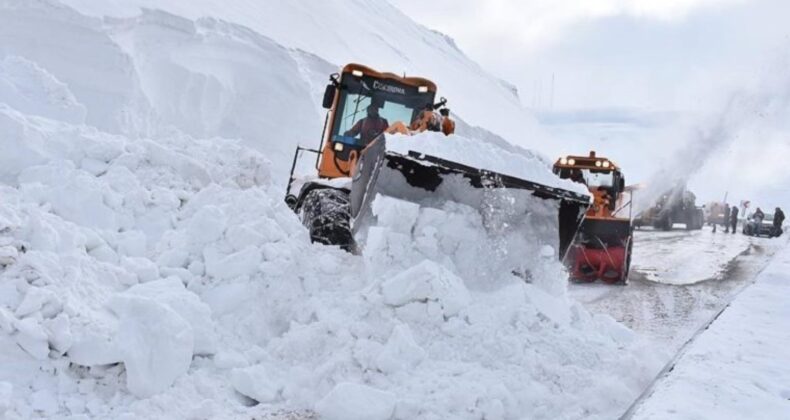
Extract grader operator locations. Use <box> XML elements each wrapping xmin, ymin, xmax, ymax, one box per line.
<box><xmin>554</xmin><ymin>152</ymin><xmax>633</xmax><ymax>284</ymax></box>
<box><xmin>284</xmin><ymin>63</ymin><xmax>590</xmax><ymax>256</ymax></box>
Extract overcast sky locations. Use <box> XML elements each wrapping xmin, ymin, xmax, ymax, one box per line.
<box><xmin>389</xmin><ymin>0</ymin><xmax>789</xmax><ymax>113</ymax></box>
<box><xmin>390</xmin><ymin>0</ymin><xmax>790</xmax><ymax>209</ymax></box>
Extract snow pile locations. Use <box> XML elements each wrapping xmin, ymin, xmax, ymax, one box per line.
<box><xmin>632</xmin><ymin>241</ymin><xmax>790</xmax><ymax>419</ymax></box>
<box><xmin>0</xmin><ymin>78</ymin><xmax>657</xmax><ymax>420</ymax></box>
<box><xmin>0</xmin><ymin>1</ymin><xmax>659</xmax><ymax>419</ymax></box>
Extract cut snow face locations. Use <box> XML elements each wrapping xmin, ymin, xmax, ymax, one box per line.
<box><xmin>60</xmin><ymin>0</ymin><xmax>548</xmax><ymax>150</ymax></box>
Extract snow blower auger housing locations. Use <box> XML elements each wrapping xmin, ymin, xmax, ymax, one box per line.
<box><xmin>284</xmin><ymin>63</ymin><xmax>590</xmax><ymax>257</ymax></box>
<box><xmin>554</xmin><ymin>151</ymin><xmax>633</xmax><ymax>284</ymax></box>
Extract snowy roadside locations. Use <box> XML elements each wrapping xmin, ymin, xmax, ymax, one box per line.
<box><xmin>629</xmin><ymin>242</ymin><xmax>790</xmax><ymax>419</ymax></box>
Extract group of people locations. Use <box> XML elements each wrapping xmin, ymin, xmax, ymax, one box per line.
<box><xmin>713</xmin><ymin>204</ymin><xmax>785</xmax><ymax>236</ymax></box>
<box><xmin>714</xmin><ymin>203</ymin><xmax>740</xmax><ymax>234</ymax></box>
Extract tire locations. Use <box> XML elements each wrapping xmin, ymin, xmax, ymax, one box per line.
<box><xmin>299</xmin><ymin>188</ymin><xmax>355</xmax><ymax>251</ymax></box>
<box><xmin>656</xmin><ymin>214</ymin><xmax>672</xmax><ymax>231</ymax></box>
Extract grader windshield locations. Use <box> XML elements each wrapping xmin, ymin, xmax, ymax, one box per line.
<box><xmin>331</xmin><ymin>72</ymin><xmax>436</xmax><ymax>142</ymax></box>
<box><xmin>578</xmin><ymin>169</ymin><xmax>616</xmax><ymax>189</ymax></box>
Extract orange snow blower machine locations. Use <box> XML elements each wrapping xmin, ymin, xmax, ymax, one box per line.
<box><xmin>553</xmin><ymin>152</ymin><xmax>633</xmax><ymax>284</ymax></box>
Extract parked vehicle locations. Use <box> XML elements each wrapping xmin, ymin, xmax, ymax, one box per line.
<box><xmin>743</xmin><ymin>213</ymin><xmax>781</xmax><ymax>237</ymax></box>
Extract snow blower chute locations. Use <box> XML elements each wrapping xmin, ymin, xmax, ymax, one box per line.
<box><xmin>284</xmin><ymin>63</ymin><xmax>590</xmax><ymax>260</ymax></box>
<box><xmin>553</xmin><ymin>152</ymin><xmax>634</xmax><ymax>284</ymax></box>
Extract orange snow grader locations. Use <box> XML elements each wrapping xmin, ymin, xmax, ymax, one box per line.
<box><xmin>284</xmin><ymin>63</ymin><xmax>590</xmax><ymax>258</ymax></box>
<box><xmin>553</xmin><ymin>152</ymin><xmax>633</xmax><ymax>284</ymax></box>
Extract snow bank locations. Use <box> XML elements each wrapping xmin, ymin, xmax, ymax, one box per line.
<box><xmin>315</xmin><ymin>382</ymin><xmax>396</xmax><ymax>420</ymax></box>
<box><xmin>632</xmin><ymin>242</ymin><xmax>790</xmax><ymax>419</ymax></box>
<box><xmin>60</xmin><ymin>0</ymin><xmax>548</xmax><ymax>150</ymax></box>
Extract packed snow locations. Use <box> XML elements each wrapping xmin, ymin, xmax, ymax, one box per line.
<box><xmin>629</xmin><ymin>229</ymin><xmax>752</xmax><ymax>285</ymax></box>
<box><xmin>631</xmin><ymin>242</ymin><xmax>790</xmax><ymax>419</ymax></box>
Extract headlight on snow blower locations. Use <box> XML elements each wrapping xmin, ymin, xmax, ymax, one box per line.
<box><xmin>334</xmin><ymin>142</ymin><xmax>344</xmax><ymax>152</ymax></box>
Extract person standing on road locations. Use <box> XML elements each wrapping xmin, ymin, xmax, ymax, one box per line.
<box><xmin>754</xmin><ymin>207</ymin><xmax>765</xmax><ymax>225</ymax></box>
<box><xmin>774</xmin><ymin>207</ymin><xmax>785</xmax><ymax>236</ymax></box>
<box><xmin>730</xmin><ymin>206</ymin><xmax>739</xmax><ymax>234</ymax></box>
<box><xmin>723</xmin><ymin>204</ymin><xmax>731</xmax><ymax>233</ymax></box>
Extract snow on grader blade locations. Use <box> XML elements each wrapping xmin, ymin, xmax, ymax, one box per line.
<box><xmin>348</xmin><ymin>135</ymin><xmax>591</xmax><ymax>259</ymax></box>
<box><xmin>284</xmin><ymin>63</ymin><xmax>590</xmax><ymax>259</ymax></box>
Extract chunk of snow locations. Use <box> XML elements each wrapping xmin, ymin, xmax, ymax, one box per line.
<box><xmin>115</xmin><ymin>231</ymin><xmax>146</xmax><ymax>258</ymax></box>
<box><xmin>372</xmin><ymin>196</ymin><xmax>420</xmax><ymax>235</ymax></box>
<box><xmin>13</xmin><ymin>317</ymin><xmax>50</xmax><ymax>360</ymax></box>
<box><xmin>381</xmin><ymin>260</ymin><xmax>471</xmax><ymax>317</ymax></box>
<box><xmin>231</xmin><ymin>364</ymin><xmax>281</xmax><ymax>403</ymax></box>
<box><xmin>203</xmin><ymin>246</ymin><xmax>261</xmax><ymax>281</ymax></box>
<box><xmin>214</xmin><ymin>350</ymin><xmax>248</xmax><ymax>369</ymax></box>
<box><xmin>123</xmin><ymin>278</ymin><xmax>217</xmax><ymax>355</ymax></box>
<box><xmin>110</xmin><ymin>295</ymin><xmax>194</xmax><ymax>398</ymax></box>
<box><xmin>375</xmin><ymin>324</ymin><xmax>426</xmax><ymax>374</ymax></box>
<box><xmin>185</xmin><ymin>205</ymin><xmax>227</xmax><ymax>250</ymax></box>
<box><xmin>315</xmin><ymin>382</ymin><xmax>396</xmax><ymax>420</ymax></box>
<box><xmin>0</xmin><ymin>245</ymin><xmax>18</xmax><ymax>265</ymax></box>
<box><xmin>0</xmin><ymin>307</ymin><xmax>15</xmax><ymax>333</ymax></box>
<box><xmin>30</xmin><ymin>388</ymin><xmax>58</xmax><ymax>415</ymax></box>
<box><xmin>0</xmin><ymin>381</ymin><xmax>11</xmax><ymax>415</ymax></box>
<box><xmin>43</xmin><ymin>313</ymin><xmax>73</xmax><ymax>355</ymax></box>
<box><xmin>14</xmin><ymin>287</ymin><xmax>61</xmax><ymax>318</ymax></box>
<box><xmin>120</xmin><ymin>257</ymin><xmax>160</xmax><ymax>283</ymax></box>
<box><xmin>67</xmin><ymin>331</ymin><xmax>123</xmax><ymax>367</ymax></box>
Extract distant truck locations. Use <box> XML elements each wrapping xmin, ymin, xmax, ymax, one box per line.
<box><xmin>704</xmin><ymin>201</ymin><xmax>728</xmax><ymax>226</ymax></box>
<box><xmin>634</xmin><ymin>186</ymin><xmax>704</xmax><ymax>231</ymax></box>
